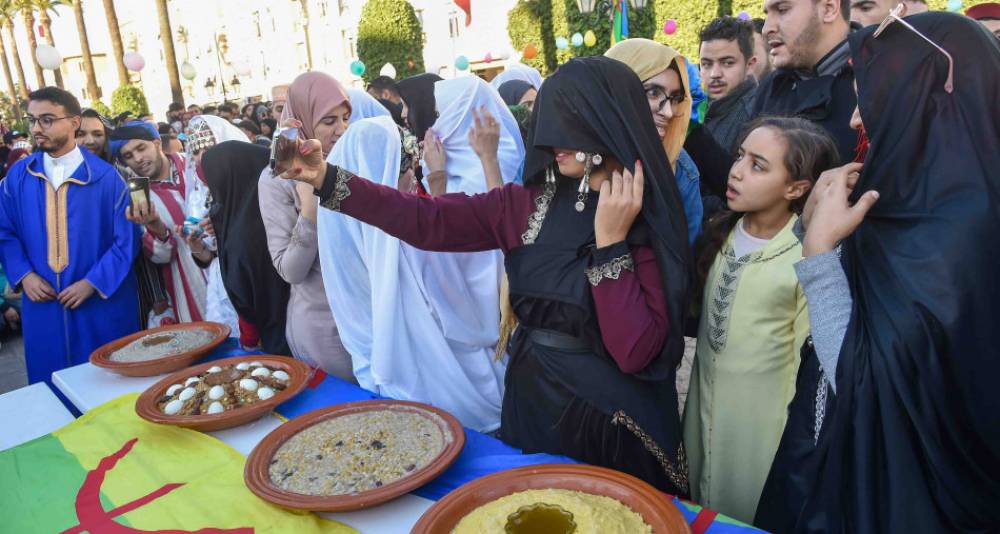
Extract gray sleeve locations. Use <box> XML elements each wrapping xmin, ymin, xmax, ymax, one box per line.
<box><xmin>794</xmin><ymin>250</ymin><xmax>852</xmax><ymax>393</ymax></box>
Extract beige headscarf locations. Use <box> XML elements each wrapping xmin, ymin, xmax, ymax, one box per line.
<box><xmin>281</xmin><ymin>72</ymin><xmax>351</xmax><ymax>141</ymax></box>
<box><xmin>605</xmin><ymin>38</ymin><xmax>692</xmax><ymax>171</ymax></box>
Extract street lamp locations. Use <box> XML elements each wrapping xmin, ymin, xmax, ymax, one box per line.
<box><xmin>204</xmin><ymin>77</ymin><xmax>216</xmax><ymax>97</ymax></box>
<box><xmin>230</xmin><ymin>76</ymin><xmax>241</xmax><ymax>96</ymax></box>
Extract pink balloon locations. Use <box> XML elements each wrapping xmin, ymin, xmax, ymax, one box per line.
<box><xmin>123</xmin><ymin>51</ymin><xmax>145</xmax><ymax>72</ymax></box>
<box><xmin>663</xmin><ymin>19</ymin><xmax>678</xmax><ymax>35</ymax></box>
<box><xmin>485</xmin><ymin>52</ymin><xmax>493</xmax><ymax>63</ymax></box>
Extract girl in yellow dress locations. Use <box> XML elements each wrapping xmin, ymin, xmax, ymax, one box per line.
<box><xmin>684</xmin><ymin>117</ymin><xmax>840</xmax><ymax>522</ymax></box>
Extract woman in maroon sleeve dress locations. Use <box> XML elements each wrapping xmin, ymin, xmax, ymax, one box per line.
<box><xmin>284</xmin><ymin>57</ymin><xmax>693</xmax><ymax>495</ymax></box>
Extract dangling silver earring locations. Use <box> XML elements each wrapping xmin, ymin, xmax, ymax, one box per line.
<box><xmin>546</xmin><ymin>165</ymin><xmax>556</xmax><ymax>185</ymax></box>
<box><xmin>576</xmin><ymin>158</ymin><xmax>593</xmax><ymax>212</ymax></box>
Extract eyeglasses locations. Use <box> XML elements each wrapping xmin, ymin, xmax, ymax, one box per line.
<box><xmin>874</xmin><ymin>3</ymin><xmax>953</xmax><ymax>94</ymax></box>
<box><xmin>644</xmin><ymin>86</ymin><xmax>686</xmax><ymax>112</ymax></box>
<box><xmin>26</xmin><ymin>115</ymin><xmax>75</xmax><ymax>129</ymax></box>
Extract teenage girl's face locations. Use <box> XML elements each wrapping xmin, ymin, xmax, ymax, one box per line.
<box><xmin>643</xmin><ymin>68</ymin><xmax>685</xmax><ymax>138</ymax></box>
<box><xmin>518</xmin><ymin>88</ymin><xmax>538</xmax><ymax>112</ymax></box>
<box><xmin>553</xmin><ymin>148</ymin><xmax>586</xmax><ymax>178</ymax></box>
<box><xmin>77</xmin><ymin>117</ymin><xmax>107</xmax><ymax>155</ymax></box>
<box><xmin>727</xmin><ymin>126</ymin><xmax>809</xmax><ymax>212</ymax></box>
<box><xmin>314</xmin><ymin>102</ymin><xmax>351</xmax><ymax>156</ymax></box>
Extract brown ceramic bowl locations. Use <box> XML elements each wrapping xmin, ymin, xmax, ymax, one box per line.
<box><xmin>244</xmin><ymin>400</ymin><xmax>465</xmax><ymax>512</ymax></box>
<box><xmin>412</xmin><ymin>464</ymin><xmax>692</xmax><ymax>534</ymax></box>
<box><xmin>135</xmin><ymin>355</ymin><xmax>311</xmax><ymax>432</ymax></box>
<box><xmin>90</xmin><ymin>321</ymin><xmax>230</xmax><ymax>377</ymax></box>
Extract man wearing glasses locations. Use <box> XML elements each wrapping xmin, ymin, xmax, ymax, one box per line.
<box><xmin>753</xmin><ymin>0</ymin><xmax>858</xmax><ymax>164</ymax></box>
<box><xmin>0</xmin><ymin>87</ymin><xmax>140</xmax><ymax>388</ymax></box>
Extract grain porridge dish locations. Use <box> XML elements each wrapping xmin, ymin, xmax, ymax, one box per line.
<box><xmin>452</xmin><ymin>488</ymin><xmax>652</xmax><ymax>534</ymax></box>
<box><xmin>157</xmin><ymin>361</ymin><xmax>290</xmax><ymax>416</ymax></box>
<box><xmin>110</xmin><ymin>329</ymin><xmax>217</xmax><ymax>362</ymax></box>
<box><xmin>268</xmin><ymin>408</ymin><xmax>452</xmax><ymax>496</ymax></box>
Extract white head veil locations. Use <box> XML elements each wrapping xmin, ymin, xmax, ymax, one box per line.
<box><xmin>347</xmin><ymin>88</ymin><xmax>391</xmax><ymax>125</ymax></box>
<box><xmin>489</xmin><ymin>62</ymin><xmax>544</xmax><ymax>91</ymax></box>
<box><xmin>183</xmin><ymin>114</ymin><xmax>250</xmax><ymax>218</ymax></box>
<box><xmin>319</xmin><ymin>116</ymin><xmax>506</xmax><ymax>432</ymax></box>
<box><xmin>429</xmin><ymin>76</ymin><xmax>525</xmax><ymax>194</ymax></box>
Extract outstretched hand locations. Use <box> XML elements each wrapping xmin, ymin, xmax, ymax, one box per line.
<box><xmin>803</xmin><ymin>162</ymin><xmax>879</xmax><ymax>256</ymax></box>
<box><xmin>595</xmin><ymin>161</ymin><xmax>644</xmax><ymax>248</ymax></box>
<box><xmin>423</xmin><ymin>129</ymin><xmax>446</xmax><ymax>174</ymax></box>
<box><xmin>802</xmin><ymin>162</ymin><xmax>863</xmax><ymax>230</ymax></box>
<box><xmin>276</xmin><ymin>138</ymin><xmax>326</xmax><ymax>190</ymax></box>
<box><xmin>468</xmin><ymin>107</ymin><xmax>500</xmax><ymax>163</ymax></box>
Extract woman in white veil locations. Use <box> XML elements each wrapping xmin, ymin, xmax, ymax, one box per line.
<box><xmin>321</xmin><ymin>116</ymin><xmax>506</xmax><ymax>432</ymax></box>
<box><xmin>183</xmin><ymin>115</ymin><xmax>251</xmax><ymax>337</ymax></box>
<box><xmin>489</xmin><ymin>62</ymin><xmax>543</xmax><ymax>91</ymax></box>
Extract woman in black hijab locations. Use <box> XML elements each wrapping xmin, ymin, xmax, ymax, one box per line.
<box><xmin>396</xmin><ymin>73</ymin><xmax>442</xmax><ymax>141</ymax></box>
<box><xmin>756</xmin><ymin>12</ymin><xmax>1000</xmax><ymax>533</ymax></box>
<box><xmin>497</xmin><ymin>79</ymin><xmax>536</xmax><ymax>110</ymax></box>
<box><xmin>282</xmin><ymin>56</ymin><xmax>692</xmax><ymax>495</ymax></box>
<box><xmin>201</xmin><ymin>141</ymin><xmax>291</xmax><ymax>356</ymax></box>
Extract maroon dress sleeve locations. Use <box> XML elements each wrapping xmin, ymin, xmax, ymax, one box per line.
<box><xmin>316</xmin><ymin>165</ymin><xmax>535</xmax><ymax>253</ymax></box>
<box><xmin>587</xmin><ymin>241</ymin><xmax>670</xmax><ymax>374</ymax></box>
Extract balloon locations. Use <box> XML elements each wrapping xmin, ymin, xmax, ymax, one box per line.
<box><xmin>663</xmin><ymin>19</ymin><xmax>678</xmax><ymax>35</ymax></box>
<box><xmin>380</xmin><ymin>63</ymin><xmax>397</xmax><ymax>78</ymax></box>
<box><xmin>583</xmin><ymin>30</ymin><xmax>597</xmax><ymax>47</ymax></box>
<box><xmin>484</xmin><ymin>53</ymin><xmax>493</xmax><ymax>64</ymax></box>
<box><xmin>123</xmin><ymin>51</ymin><xmax>145</xmax><ymax>72</ymax></box>
<box><xmin>523</xmin><ymin>43</ymin><xmax>538</xmax><ymax>60</ymax></box>
<box><xmin>556</xmin><ymin>37</ymin><xmax>569</xmax><ymax>50</ymax></box>
<box><xmin>407</xmin><ymin>59</ymin><xmax>416</xmax><ymax>68</ymax></box>
<box><xmin>350</xmin><ymin>60</ymin><xmax>366</xmax><ymax>77</ymax></box>
<box><xmin>737</xmin><ymin>11</ymin><xmax>751</xmax><ymax>20</ymax></box>
<box><xmin>946</xmin><ymin>0</ymin><xmax>962</xmax><ymax>11</ymax></box>
<box><xmin>455</xmin><ymin>55</ymin><xmax>470</xmax><ymax>70</ymax></box>
<box><xmin>234</xmin><ymin>61</ymin><xmax>252</xmax><ymax>77</ymax></box>
<box><xmin>35</xmin><ymin>44</ymin><xmax>62</xmax><ymax>71</ymax></box>
<box><xmin>572</xmin><ymin>32</ymin><xmax>584</xmax><ymax>47</ymax></box>
<box><xmin>180</xmin><ymin>61</ymin><xmax>196</xmax><ymax>81</ymax></box>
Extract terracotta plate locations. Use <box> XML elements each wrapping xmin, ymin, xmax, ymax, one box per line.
<box><xmin>90</xmin><ymin>321</ymin><xmax>230</xmax><ymax>377</ymax></box>
<box><xmin>412</xmin><ymin>464</ymin><xmax>692</xmax><ymax>534</ymax></box>
<box><xmin>135</xmin><ymin>355</ymin><xmax>311</xmax><ymax>432</ymax></box>
<box><xmin>244</xmin><ymin>400</ymin><xmax>465</xmax><ymax>512</ymax></box>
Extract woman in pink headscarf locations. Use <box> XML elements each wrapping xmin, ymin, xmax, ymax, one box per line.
<box><xmin>257</xmin><ymin>71</ymin><xmax>354</xmax><ymax>380</ymax></box>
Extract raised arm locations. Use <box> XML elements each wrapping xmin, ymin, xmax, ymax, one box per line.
<box><xmin>258</xmin><ymin>172</ymin><xmax>320</xmax><ymax>285</ymax></box>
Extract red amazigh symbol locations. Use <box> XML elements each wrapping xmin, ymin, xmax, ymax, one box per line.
<box><xmin>61</xmin><ymin>438</ymin><xmax>253</xmax><ymax>534</ymax></box>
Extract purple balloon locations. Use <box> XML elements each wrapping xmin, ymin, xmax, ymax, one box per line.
<box><xmin>737</xmin><ymin>11</ymin><xmax>752</xmax><ymax>21</ymax></box>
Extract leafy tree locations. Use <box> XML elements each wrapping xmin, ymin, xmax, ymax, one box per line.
<box><xmin>111</xmin><ymin>84</ymin><xmax>149</xmax><ymax>119</ymax></box>
<box><xmin>357</xmin><ymin>0</ymin><xmax>426</xmax><ymax>83</ymax></box>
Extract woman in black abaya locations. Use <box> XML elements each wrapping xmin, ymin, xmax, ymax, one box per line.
<box><xmin>756</xmin><ymin>12</ymin><xmax>1000</xmax><ymax>533</ymax></box>
<box><xmin>201</xmin><ymin>141</ymin><xmax>291</xmax><ymax>356</ymax></box>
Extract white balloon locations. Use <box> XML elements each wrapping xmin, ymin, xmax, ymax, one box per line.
<box><xmin>234</xmin><ymin>61</ymin><xmax>251</xmax><ymax>77</ymax></box>
<box><xmin>36</xmin><ymin>44</ymin><xmax>62</xmax><ymax>71</ymax></box>
<box><xmin>379</xmin><ymin>63</ymin><xmax>397</xmax><ymax>79</ymax></box>
<box><xmin>123</xmin><ymin>51</ymin><xmax>145</xmax><ymax>72</ymax></box>
<box><xmin>180</xmin><ymin>61</ymin><xmax>197</xmax><ymax>81</ymax></box>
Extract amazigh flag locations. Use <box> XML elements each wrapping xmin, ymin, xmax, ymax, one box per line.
<box><xmin>611</xmin><ymin>0</ymin><xmax>629</xmax><ymax>45</ymax></box>
<box><xmin>0</xmin><ymin>394</ymin><xmax>354</xmax><ymax>533</ymax></box>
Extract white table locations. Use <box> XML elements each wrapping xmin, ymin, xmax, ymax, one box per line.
<box><xmin>52</xmin><ymin>362</ymin><xmax>433</xmax><ymax>533</ymax></box>
<box><xmin>0</xmin><ymin>382</ymin><xmax>76</xmax><ymax>451</ymax></box>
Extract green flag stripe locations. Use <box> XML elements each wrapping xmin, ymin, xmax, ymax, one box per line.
<box><xmin>0</xmin><ymin>433</ymin><xmax>130</xmax><ymax>531</ymax></box>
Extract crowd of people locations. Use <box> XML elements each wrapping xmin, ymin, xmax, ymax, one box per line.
<box><xmin>0</xmin><ymin>1</ymin><xmax>998</xmax><ymax>531</ymax></box>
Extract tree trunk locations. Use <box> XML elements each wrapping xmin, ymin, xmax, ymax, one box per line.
<box><xmin>154</xmin><ymin>0</ymin><xmax>183</xmax><ymax>106</ymax></box>
<box><xmin>0</xmin><ymin>26</ymin><xmax>20</xmax><ymax>117</ymax></box>
<box><xmin>3</xmin><ymin>22</ymin><xmax>28</xmax><ymax>99</ymax></box>
<box><xmin>101</xmin><ymin>0</ymin><xmax>127</xmax><ymax>86</ymax></box>
<box><xmin>299</xmin><ymin>0</ymin><xmax>313</xmax><ymax>69</ymax></box>
<box><xmin>39</xmin><ymin>12</ymin><xmax>63</xmax><ymax>88</ymax></box>
<box><xmin>21</xmin><ymin>8</ymin><xmax>45</xmax><ymax>88</ymax></box>
<box><xmin>72</xmin><ymin>0</ymin><xmax>99</xmax><ymax>102</ymax></box>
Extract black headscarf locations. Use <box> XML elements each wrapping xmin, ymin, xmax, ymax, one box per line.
<box><xmin>396</xmin><ymin>73</ymin><xmax>442</xmax><ymax>140</ymax></box>
<box><xmin>497</xmin><ymin>79</ymin><xmax>533</xmax><ymax>107</ymax></box>
<box><xmin>201</xmin><ymin>141</ymin><xmax>291</xmax><ymax>356</ymax></box>
<box><xmin>772</xmin><ymin>13</ymin><xmax>1000</xmax><ymax>533</ymax></box>
<box><xmin>524</xmin><ymin>56</ymin><xmax>692</xmax><ymax>375</ymax></box>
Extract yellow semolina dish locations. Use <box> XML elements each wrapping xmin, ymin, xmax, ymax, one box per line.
<box><xmin>452</xmin><ymin>488</ymin><xmax>652</xmax><ymax>534</ymax></box>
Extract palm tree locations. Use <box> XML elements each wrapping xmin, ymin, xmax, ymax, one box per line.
<box><xmin>14</xmin><ymin>0</ymin><xmax>45</xmax><ymax>88</ymax></box>
<box><xmin>101</xmin><ymin>0</ymin><xmax>126</xmax><ymax>86</ymax></box>
<box><xmin>298</xmin><ymin>0</ymin><xmax>313</xmax><ymax>69</ymax></box>
<box><xmin>0</xmin><ymin>0</ymin><xmax>28</xmax><ymax>99</ymax></box>
<box><xmin>0</xmin><ymin>22</ymin><xmax>19</xmax><ymax>114</ymax></box>
<box><xmin>154</xmin><ymin>0</ymin><xmax>182</xmax><ymax>106</ymax></box>
<box><xmin>34</xmin><ymin>0</ymin><xmax>67</xmax><ymax>88</ymax></box>
<box><xmin>70</xmin><ymin>0</ymin><xmax>98</xmax><ymax>101</ymax></box>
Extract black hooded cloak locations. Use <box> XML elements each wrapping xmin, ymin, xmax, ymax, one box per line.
<box><xmin>396</xmin><ymin>73</ymin><xmax>442</xmax><ymax>141</ymax></box>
